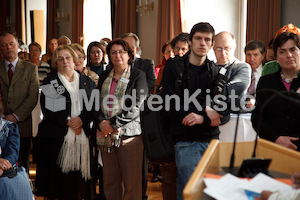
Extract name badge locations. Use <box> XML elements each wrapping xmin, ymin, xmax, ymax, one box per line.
<box><xmin>120</xmin><ymin>77</ymin><xmax>129</xmax><ymax>83</ymax></box>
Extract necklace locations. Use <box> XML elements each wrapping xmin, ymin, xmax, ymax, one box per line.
<box><xmin>280</xmin><ymin>72</ymin><xmax>295</xmax><ymax>84</ymax></box>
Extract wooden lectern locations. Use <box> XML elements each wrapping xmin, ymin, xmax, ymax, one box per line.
<box><xmin>183</xmin><ymin>138</ymin><xmax>300</xmax><ymax>200</ymax></box>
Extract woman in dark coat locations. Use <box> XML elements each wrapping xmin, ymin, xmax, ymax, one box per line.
<box><xmin>35</xmin><ymin>45</ymin><xmax>96</xmax><ymax>200</ymax></box>
<box><xmin>252</xmin><ymin>32</ymin><xmax>300</xmax><ymax>151</ymax></box>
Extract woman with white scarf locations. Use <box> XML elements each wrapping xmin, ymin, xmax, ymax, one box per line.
<box><xmin>94</xmin><ymin>39</ymin><xmax>148</xmax><ymax>200</ymax></box>
<box><xmin>35</xmin><ymin>45</ymin><xmax>96</xmax><ymax>200</ymax></box>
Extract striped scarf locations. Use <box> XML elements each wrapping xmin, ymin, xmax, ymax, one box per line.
<box><xmin>100</xmin><ymin>66</ymin><xmax>131</xmax><ymax>119</ymax></box>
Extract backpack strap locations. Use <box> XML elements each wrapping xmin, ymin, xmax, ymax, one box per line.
<box><xmin>208</xmin><ymin>60</ymin><xmax>219</xmax><ymax>79</ymax></box>
<box><xmin>174</xmin><ymin>56</ymin><xmax>186</xmax><ymax>96</ymax></box>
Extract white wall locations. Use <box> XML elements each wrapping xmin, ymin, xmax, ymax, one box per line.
<box><xmin>83</xmin><ymin>0</ymin><xmax>112</xmax><ymax>52</ymax></box>
<box><xmin>26</xmin><ymin>0</ymin><xmax>47</xmax><ymax>50</ymax></box>
<box><xmin>136</xmin><ymin>0</ymin><xmax>247</xmax><ymax>63</ymax></box>
<box><xmin>181</xmin><ymin>0</ymin><xmax>247</xmax><ymax>62</ymax></box>
<box><xmin>281</xmin><ymin>0</ymin><xmax>300</xmax><ymax>27</ymax></box>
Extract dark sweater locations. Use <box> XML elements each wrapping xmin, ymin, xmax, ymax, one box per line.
<box><xmin>161</xmin><ymin>52</ymin><xmax>222</xmax><ymax>143</ymax></box>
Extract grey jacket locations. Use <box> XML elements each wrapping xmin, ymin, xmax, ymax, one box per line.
<box><xmin>219</xmin><ymin>58</ymin><xmax>251</xmax><ymax>109</ymax></box>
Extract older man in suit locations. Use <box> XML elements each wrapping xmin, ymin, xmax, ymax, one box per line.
<box><xmin>213</xmin><ymin>31</ymin><xmax>251</xmax><ymax>112</ymax></box>
<box><xmin>121</xmin><ymin>33</ymin><xmax>156</xmax><ymax>93</ymax></box>
<box><xmin>0</xmin><ymin>32</ymin><xmax>39</xmax><ymax>173</ymax></box>
<box><xmin>121</xmin><ymin>32</ymin><xmax>156</xmax><ymax>200</ymax></box>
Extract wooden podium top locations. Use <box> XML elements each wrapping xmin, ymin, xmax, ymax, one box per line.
<box><xmin>183</xmin><ymin>139</ymin><xmax>300</xmax><ymax>200</ymax></box>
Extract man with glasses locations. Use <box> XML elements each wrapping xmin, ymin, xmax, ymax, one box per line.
<box><xmin>121</xmin><ymin>33</ymin><xmax>156</xmax><ymax>93</ymax></box>
<box><xmin>171</xmin><ymin>32</ymin><xmax>190</xmax><ymax>57</ymax></box>
<box><xmin>213</xmin><ymin>31</ymin><xmax>251</xmax><ymax>111</ymax></box>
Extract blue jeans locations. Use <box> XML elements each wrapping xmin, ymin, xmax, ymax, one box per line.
<box><xmin>174</xmin><ymin>141</ymin><xmax>209</xmax><ymax>200</ymax></box>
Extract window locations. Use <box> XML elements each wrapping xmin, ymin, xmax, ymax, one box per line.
<box><xmin>83</xmin><ymin>0</ymin><xmax>112</xmax><ymax>51</ymax></box>
<box><xmin>180</xmin><ymin>0</ymin><xmax>247</xmax><ymax>61</ymax></box>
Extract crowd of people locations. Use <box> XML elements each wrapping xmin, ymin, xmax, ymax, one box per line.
<box><xmin>0</xmin><ymin>21</ymin><xmax>299</xmax><ymax>200</ymax></box>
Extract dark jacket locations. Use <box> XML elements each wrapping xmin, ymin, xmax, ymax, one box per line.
<box><xmin>37</xmin><ymin>71</ymin><xmax>96</xmax><ymax>139</ymax></box>
<box><xmin>161</xmin><ymin>51</ymin><xmax>224</xmax><ymax>143</ymax></box>
<box><xmin>251</xmin><ymin>70</ymin><xmax>300</xmax><ymax>151</ymax></box>
<box><xmin>134</xmin><ymin>58</ymin><xmax>156</xmax><ymax>93</ymax></box>
<box><xmin>0</xmin><ymin>119</ymin><xmax>20</xmax><ymax>165</ymax></box>
<box><xmin>94</xmin><ymin>66</ymin><xmax>149</xmax><ymax>136</ymax></box>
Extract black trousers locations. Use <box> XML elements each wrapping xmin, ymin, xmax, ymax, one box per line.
<box><xmin>142</xmin><ymin>149</ymin><xmax>148</xmax><ymax>200</ymax></box>
<box><xmin>19</xmin><ymin>137</ymin><xmax>31</xmax><ymax>173</ymax></box>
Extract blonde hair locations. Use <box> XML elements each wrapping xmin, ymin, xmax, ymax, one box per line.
<box><xmin>52</xmin><ymin>45</ymin><xmax>78</xmax><ymax>70</ymax></box>
<box><xmin>69</xmin><ymin>43</ymin><xmax>86</xmax><ymax>60</ymax></box>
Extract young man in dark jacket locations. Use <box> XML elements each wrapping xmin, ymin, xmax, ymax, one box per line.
<box><xmin>161</xmin><ymin>22</ymin><xmax>227</xmax><ymax>200</ymax></box>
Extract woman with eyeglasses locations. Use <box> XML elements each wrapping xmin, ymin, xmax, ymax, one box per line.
<box><xmin>93</xmin><ymin>39</ymin><xmax>148</xmax><ymax>199</ymax></box>
<box><xmin>35</xmin><ymin>45</ymin><xmax>96</xmax><ymax>200</ymax></box>
<box><xmin>70</xmin><ymin>43</ymin><xmax>99</xmax><ymax>85</ymax></box>
<box><xmin>86</xmin><ymin>41</ymin><xmax>107</xmax><ymax>76</ymax></box>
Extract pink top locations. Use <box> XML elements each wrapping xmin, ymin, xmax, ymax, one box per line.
<box><xmin>109</xmin><ymin>78</ymin><xmax>118</xmax><ymax>117</ymax></box>
<box><xmin>282</xmin><ymin>79</ymin><xmax>291</xmax><ymax>91</ymax></box>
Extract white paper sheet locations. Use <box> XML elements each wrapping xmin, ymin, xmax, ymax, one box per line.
<box><xmin>203</xmin><ymin>173</ymin><xmax>292</xmax><ymax>200</ymax></box>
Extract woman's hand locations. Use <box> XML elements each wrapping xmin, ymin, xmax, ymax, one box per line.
<box><xmin>99</xmin><ymin>120</ymin><xmax>114</xmax><ymax>135</ymax></box>
<box><xmin>259</xmin><ymin>190</ymin><xmax>274</xmax><ymax>200</ymax></box>
<box><xmin>275</xmin><ymin>136</ymin><xmax>299</xmax><ymax>150</ymax></box>
<box><xmin>0</xmin><ymin>158</ymin><xmax>12</xmax><ymax>171</ymax></box>
<box><xmin>67</xmin><ymin>117</ymin><xmax>83</xmax><ymax>135</ymax></box>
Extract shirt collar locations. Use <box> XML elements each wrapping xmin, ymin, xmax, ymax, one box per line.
<box><xmin>216</xmin><ymin>57</ymin><xmax>237</xmax><ymax>68</ymax></box>
<box><xmin>4</xmin><ymin>57</ymin><xmax>19</xmax><ymax>71</ymax></box>
<box><xmin>254</xmin><ymin>64</ymin><xmax>263</xmax><ymax>74</ymax></box>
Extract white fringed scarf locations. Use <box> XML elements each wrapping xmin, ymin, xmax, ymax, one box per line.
<box><xmin>56</xmin><ymin>71</ymin><xmax>91</xmax><ymax>181</ymax></box>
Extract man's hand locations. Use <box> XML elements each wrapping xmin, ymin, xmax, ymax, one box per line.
<box><xmin>275</xmin><ymin>136</ymin><xmax>298</xmax><ymax>150</ymax></box>
<box><xmin>182</xmin><ymin>113</ymin><xmax>204</xmax><ymax>126</ymax></box>
<box><xmin>292</xmin><ymin>172</ymin><xmax>300</xmax><ymax>189</ymax></box>
<box><xmin>3</xmin><ymin>114</ymin><xmax>17</xmax><ymax>123</ymax></box>
<box><xmin>99</xmin><ymin>120</ymin><xmax>114</xmax><ymax>135</ymax></box>
<box><xmin>205</xmin><ymin>106</ymin><xmax>223</xmax><ymax>126</ymax></box>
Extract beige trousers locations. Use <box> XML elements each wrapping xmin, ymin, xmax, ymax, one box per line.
<box><xmin>101</xmin><ymin>135</ymin><xmax>144</xmax><ymax>200</ymax></box>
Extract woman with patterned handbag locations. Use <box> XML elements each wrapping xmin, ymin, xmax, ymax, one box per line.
<box><xmin>94</xmin><ymin>39</ymin><xmax>148</xmax><ymax>200</ymax></box>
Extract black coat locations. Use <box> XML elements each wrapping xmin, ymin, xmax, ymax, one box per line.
<box><xmin>38</xmin><ymin>71</ymin><xmax>96</xmax><ymax>139</ymax></box>
<box><xmin>35</xmin><ymin>71</ymin><xmax>96</xmax><ymax>198</ymax></box>
<box><xmin>134</xmin><ymin>58</ymin><xmax>156</xmax><ymax>93</ymax></box>
<box><xmin>251</xmin><ymin>70</ymin><xmax>300</xmax><ymax>151</ymax></box>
